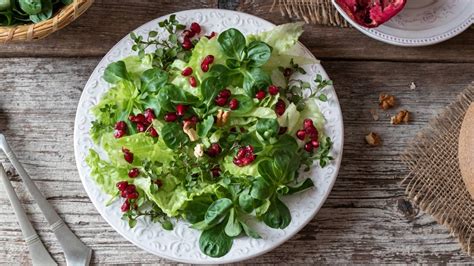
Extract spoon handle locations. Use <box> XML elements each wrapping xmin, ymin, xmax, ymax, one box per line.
<box><xmin>0</xmin><ymin>164</ymin><xmax>57</xmax><ymax>266</ymax></box>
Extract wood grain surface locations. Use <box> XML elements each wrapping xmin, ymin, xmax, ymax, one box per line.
<box><xmin>0</xmin><ymin>0</ymin><xmax>473</xmax><ymax>264</ymax></box>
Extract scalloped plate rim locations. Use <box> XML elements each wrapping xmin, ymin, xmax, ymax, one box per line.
<box><xmin>74</xmin><ymin>8</ymin><xmax>344</xmax><ymax>264</ymax></box>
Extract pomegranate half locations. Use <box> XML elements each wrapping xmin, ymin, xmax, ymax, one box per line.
<box><xmin>335</xmin><ymin>0</ymin><xmax>407</xmax><ymax>28</ymax></box>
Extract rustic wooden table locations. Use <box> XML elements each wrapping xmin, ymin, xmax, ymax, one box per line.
<box><xmin>0</xmin><ymin>0</ymin><xmax>473</xmax><ymax>264</ymax></box>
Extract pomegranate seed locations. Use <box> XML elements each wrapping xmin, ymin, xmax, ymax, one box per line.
<box><xmin>127</xmin><ymin>192</ymin><xmax>139</xmax><ymax>199</ymax></box>
<box><xmin>128</xmin><ymin>115</ymin><xmax>135</xmax><ymax>122</ymax></box>
<box><xmin>114</xmin><ymin>129</ymin><xmax>126</xmax><ymax>139</ymax></box>
<box><xmin>181</xmin><ymin>67</ymin><xmax>193</xmax><ymax>76</ymax></box>
<box><xmin>190</xmin><ymin>22</ymin><xmax>201</xmax><ymax>34</ymax></box>
<box><xmin>303</xmin><ymin>119</ymin><xmax>314</xmax><ymax>129</ymax></box>
<box><xmin>245</xmin><ymin>145</ymin><xmax>254</xmax><ymax>153</ymax></box>
<box><xmin>154</xmin><ymin>179</ymin><xmax>163</xmax><ymax>187</ymax></box>
<box><xmin>164</xmin><ymin>112</ymin><xmax>178</xmax><ymax>122</ymax></box>
<box><xmin>218</xmin><ymin>89</ymin><xmax>231</xmax><ymax>99</ymax></box>
<box><xmin>128</xmin><ymin>168</ymin><xmax>139</xmax><ymax>178</ymax></box>
<box><xmin>275</xmin><ymin>99</ymin><xmax>286</xmax><ymax>116</ymax></box>
<box><xmin>115</xmin><ymin>121</ymin><xmax>127</xmax><ymax>130</ymax></box>
<box><xmin>203</xmin><ymin>55</ymin><xmax>214</xmax><ymax>65</ymax></box>
<box><xmin>311</xmin><ymin>140</ymin><xmax>320</xmax><ymax>149</ymax></box>
<box><xmin>233</xmin><ymin>158</ymin><xmax>242</xmax><ymax>166</ymax></box>
<box><xmin>182</xmin><ymin>38</ymin><xmax>193</xmax><ymax>50</ymax></box>
<box><xmin>278</xmin><ymin>127</ymin><xmax>287</xmax><ymax>135</ymax></box>
<box><xmin>144</xmin><ymin>108</ymin><xmax>155</xmax><ymax>123</ymax></box>
<box><xmin>189</xmin><ymin>76</ymin><xmax>198</xmax><ymax>87</ymax></box>
<box><xmin>230</xmin><ymin>127</ymin><xmax>237</xmax><ymax>133</ymax></box>
<box><xmin>121</xmin><ymin>201</ymin><xmax>130</xmax><ymax>212</ymax></box>
<box><xmin>122</xmin><ymin>148</ymin><xmax>134</xmax><ymax>164</ymax></box>
<box><xmin>183</xmin><ymin>29</ymin><xmax>195</xmax><ymax>38</ymax></box>
<box><xmin>283</xmin><ymin>68</ymin><xmax>293</xmax><ymax>77</ymax></box>
<box><xmin>211</xmin><ymin>167</ymin><xmax>220</xmax><ymax>177</ymax></box>
<box><xmin>184</xmin><ymin>115</ymin><xmax>198</xmax><ymax>125</ymax></box>
<box><xmin>296</xmin><ymin>130</ymin><xmax>306</xmax><ymax>140</ymax></box>
<box><xmin>229</xmin><ymin>98</ymin><xmax>239</xmax><ymax>110</ymax></box>
<box><xmin>304</xmin><ymin>142</ymin><xmax>313</xmax><ymax>152</ymax></box>
<box><xmin>206</xmin><ymin>31</ymin><xmax>217</xmax><ymax>39</ymax></box>
<box><xmin>176</xmin><ymin>104</ymin><xmax>188</xmax><ymax>116</ymax></box>
<box><xmin>207</xmin><ymin>143</ymin><xmax>222</xmax><ymax>157</ymax></box>
<box><xmin>309</xmin><ymin>129</ymin><xmax>318</xmax><ymax>140</ymax></box>
<box><xmin>130</xmin><ymin>114</ymin><xmax>145</xmax><ymax>124</ymax></box>
<box><xmin>255</xmin><ymin>90</ymin><xmax>266</xmax><ymax>100</ymax></box>
<box><xmin>201</xmin><ymin>62</ymin><xmax>209</xmax><ymax>72</ymax></box>
<box><xmin>125</xmin><ymin>184</ymin><xmax>136</xmax><ymax>194</ymax></box>
<box><xmin>215</xmin><ymin>97</ymin><xmax>227</xmax><ymax>106</ymax></box>
<box><xmin>116</xmin><ymin>181</ymin><xmax>128</xmax><ymax>191</ymax></box>
<box><xmin>268</xmin><ymin>85</ymin><xmax>279</xmax><ymax>95</ymax></box>
<box><xmin>149</xmin><ymin>127</ymin><xmax>159</xmax><ymax>137</ymax></box>
<box><xmin>136</xmin><ymin>123</ymin><xmax>146</xmax><ymax>132</ymax></box>
<box><xmin>120</xmin><ymin>190</ymin><xmax>127</xmax><ymax>198</ymax></box>
<box><xmin>236</xmin><ymin>148</ymin><xmax>246</xmax><ymax>159</ymax></box>
<box><xmin>305</xmin><ymin>125</ymin><xmax>317</xmax><ymax>136</ymax></box>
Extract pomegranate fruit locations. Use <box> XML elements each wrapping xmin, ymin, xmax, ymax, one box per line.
<box><xmin>335</xmin><ymin>0</ymin><xmax>406</xmax><ymax>28</ymax></box>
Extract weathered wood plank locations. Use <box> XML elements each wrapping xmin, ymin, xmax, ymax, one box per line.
<box><xmin>0</xmin><ymin>58</ymin><xmax>473</xmax><ymax>264</ymax></box>
<box><xmin>0</xmin><ymin>0</ymin><xmax>472</xmax><ymax>63</ymax></box>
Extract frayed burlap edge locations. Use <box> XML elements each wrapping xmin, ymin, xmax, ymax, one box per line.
<box><xmin>401</xmin><ymin>83</ymin><xmax>474</xmax><ymax>257</ymax></box>
<box><xmin>271</xmin><ymin>0</ymin><xmax>350</xmax><ymax>27</ymax></box>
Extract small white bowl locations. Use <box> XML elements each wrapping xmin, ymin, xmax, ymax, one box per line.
<box><xmin>332</xmin><ymin>0</ymin><xmax>474</xmax><ymax>47</ymax></box>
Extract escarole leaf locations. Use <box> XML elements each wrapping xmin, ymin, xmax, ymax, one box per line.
<box><xmin>248</xmin><ymin>22</ymin><xmax>304</xmax><ymax>54</ymax></box>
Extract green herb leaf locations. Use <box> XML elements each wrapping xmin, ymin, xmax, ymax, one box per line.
<box><xmin>224</xmin><ymin>209</ymin><xmax>242</xmax><ymax>237</ymax></box>
<box><xmin>287</xmin><ymin>178</ymin><xmax>314</xmax><ymax>195</ymax></box>
<box><xmin>204</xmin><ymin>198</ymin><xmax>233</xmax><ymax>226</ymax></box>
<box><xmin>250</xmin><ymin>176</ymin><xmax>272</xmax><ymax>200</ymax></box>
<box><xmin>140</xmin><ymin>68</ymin><xmax>168</xmax><ymax>92</ymax></box>
<box><xmin>161</xmin><ymin>122</ymin><xmax>188</xmax><ymax>149</ymax></box>
<box><xmin>240</xmin><ymin>221</ymin><xmax>261</xmax><ymax>239</ymax></box>
<box><xmin>197</xmin><ymin>116</ymin><xmax>215</xmax><ymax>138</ymax></box>
<box><xmin>217</xmin><ymin>28</ymin><xmax>246</xmax><ymax>60</ymax></box>
<box><xmin>262</xmin><ymin>197</ymin><xmax>291</xmax><ymax>229</ymax></box>
<box><xmin>246</xmin><ymin>41</ymin><xmax>272</xmax><ymax>67</ymax></box>
<box><xmin>199</xmin><ymin>221</ymin><xmax>233</xmax><ymax>258</ymax></box>
<box><xmin>104</xmin><ymin>61</ymin><xmax>129</xmax><ymax>84</ymax></box>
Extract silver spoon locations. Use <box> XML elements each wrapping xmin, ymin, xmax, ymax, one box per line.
<box><xmin>0</xmin><ymin>133</ymin><xmax>92</xmax><ymax>266</ymax></box>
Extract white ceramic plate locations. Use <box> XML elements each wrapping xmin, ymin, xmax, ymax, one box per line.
<box><xmin>74</xmin><ymin>9</ymin><xmax>343</xmax><ymax>264</ymax></box>
<box><xmin>332</xmin><ymin>0</ymin><xmax>474</xmax><ymax>46</ymax></box>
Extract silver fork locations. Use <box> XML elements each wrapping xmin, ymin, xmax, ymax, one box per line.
<box><xmin>0</xmin><ymin>133</ymin><xmax>92</xmax><ymax>266</ymax></box>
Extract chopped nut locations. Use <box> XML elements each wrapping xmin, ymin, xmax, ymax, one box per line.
<box><xmin>370</xmin><ymin>109</ymin><xmax>379</xmax><ymax>121</ymax></box>
<box><xmin>193</xmin><ymin>144</ymin><xmax>204</xmax><ymax>158</ymax></box>
<box><xmin>379</xmin><ymin>94</ymin><xmax>396</xmax><ymax>110</ymax></box>
<box><xmin>409</xmin><ymin>82</ymin><xmax>416</xmax><ymax>90</ymax></box>
<box><xmin>365</xmin><ymin>132</ymin><xmax>381</xmax><ymax>146</ymax></box>
<box><xmin>391</xmin><ymin>110</ymin><xmax>410</xmax><ymax>125</ymax></box>
<box><xmin>216</xmin><ymin>109</ymin><xmax>230</xmax><ymax>127</ymax></box>
<box><xmin>183</xmin><ymin>121</ymin><xmax>198</xmax><ymax>141</ymax></box>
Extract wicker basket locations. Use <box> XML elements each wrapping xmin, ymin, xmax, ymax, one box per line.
<box><xmin>0</xmin><ymin>0</ymin><xmax>94</xmax><ymax>43</ymax></box>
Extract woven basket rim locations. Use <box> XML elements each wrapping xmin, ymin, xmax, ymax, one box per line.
<box><xmin>0</xmin><ymin>0</ymin><xmax>94</xmax><ymax>43</ymax></box>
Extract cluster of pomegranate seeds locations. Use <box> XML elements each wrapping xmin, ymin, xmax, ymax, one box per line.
<box><xmin>215</xmin><ymin>89</ymin><xmax>238</xmax><ymax>109</ymax></box>
<box><xmin>201</xmin><ymin>55</ymin><xmax>214</xmax><ymax>72</ymax></box>
<box><xmin>275</xmin><ymin>99</ymin><xmax>286</xmax><ymax>116</ymax></box>
<box><xmin>233</xmin><ymin>145</ymin><xmax>256</xmax><ymax>167</ymax></box>
<box><xmin>122</xmin><ymin>147</ymin><xmax>134</xmax><ymax>164</ymax></box>
<box><xmin>268</xmin><ymin>85</ymin><xmax>279</xmax><ymax>95</ymax></box>
<box><xmin>296</xmin><ymin>119</ymin><xmax>320</xmax><ymax>153</ymax></box>
<box><xmin>114</xmin><ymin>121</ymin><xmax>127</xmax><ymax>138</ymax></box>
<box><xmin>206</xmin><ymin>143</ymin><xmax>222</xmax><ymax>157</ymax></box>
<box><xmin>181</xmin><ymin>22</ymin><xmax>201</xmax><ymax>50</ymax></box>
<box><xmin>116</xmin><ymin>181</ymin><xmax>139</xmax><ymax>212</ymax></box>
<box><xmin>128</xmin><ymin>108</ymin><xmax>158</xmax><ymax>137</ymax></box>
<box><xmin>128</xmin><ymin>168</ymin><xmax>139</xmax><ymax>178</ymax></box>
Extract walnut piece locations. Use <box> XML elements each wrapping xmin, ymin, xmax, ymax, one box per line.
<box><xmin>216</xmin><ymin>109</ymin><xmax>230</xmax><ymax>127</ymax></box>
<box><xmin>391</xmin><ymin>110</ymin><xmax>410</xmax><ymax>125</ymax></box>
<box><xmin>379</xmin><ymin>94</ymin><xmax>396</xmax><ymax>110</ymax></box>
<box><xmin>183</xmin><ymin>121</ymin><xmax>198</xmax><ymax>141</ymax></box>
<box><xmin>365</xmin><ymin>132</ymin><xmax>381</xmax><ymax>146</ymax></box>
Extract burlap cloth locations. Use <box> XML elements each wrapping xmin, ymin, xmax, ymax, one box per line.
<box><xmin>272</xmin><ymin>0</ymin><xmax>350</xmax><ymax>27</ymax></box>
<box><xmin>401</xmin><ymin>83</ymin><xmax>474</xmax><ymax>256</ymax></box>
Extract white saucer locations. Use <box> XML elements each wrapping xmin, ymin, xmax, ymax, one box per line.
<box><xmin>332</xmin><ymin>0</ymin><xmax>473</xmax><ymax>47</ymax></box>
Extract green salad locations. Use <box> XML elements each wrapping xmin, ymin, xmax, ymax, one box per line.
<box><xmin>0</xmin><ymin>0</ymin><xmax>72</xmax><ymax>26</ymax></box>
<box><xmin>87</xmin><ymin>15</ymin><xmax>333</xmax><ymax>258</ymax></box>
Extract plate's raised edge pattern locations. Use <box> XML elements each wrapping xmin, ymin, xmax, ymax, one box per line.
<box><xmin>74</xmin><ymin>8</ymin><xmax>344</xmax><ymax>264</ymax></box>
<box><xmin>331</xmin><ymin>0</ymin><xmax>474</xmax><ymax>47</ymax></box>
